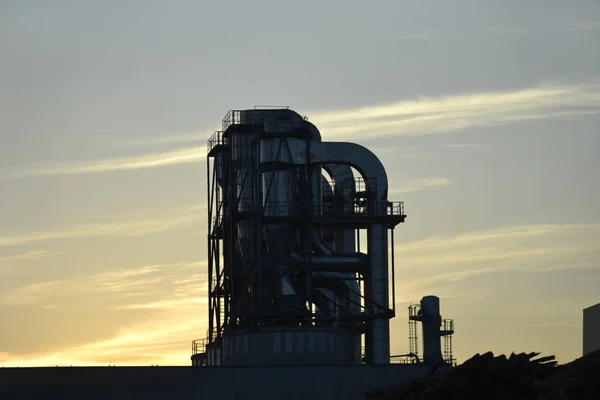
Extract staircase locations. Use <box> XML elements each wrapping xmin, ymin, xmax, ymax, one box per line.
<box><xmin>409</xmin><ymin>317</ymin><xmax>418</xmax><ymax>356</ymax></box>
<box><xmin>443</xmin><ymin>334</ymin><xmax>453</xmax><ymax>365</ymax></box>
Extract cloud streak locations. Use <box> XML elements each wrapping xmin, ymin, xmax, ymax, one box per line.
<box><xmin>388</xmin><ymin>222</ymin><xmax>600</xmax><ymax>363</ymax></box>
<box><xmin>112</xmin><ymin>131</ymin><xmax>211</xmax><ymax>147</ymax></box>
<box><xmin>1</xmin><ymin>260</ymin><xmax>207</xmax><ymax>307</ymax></box>
<box><xmin>0</xmin><ymin>250</ymin><xmax>63</xmax><ymax>262</ymax></box>
<box><xmin>0</xmin><ymin>315</ymin><xmax>205</xmax><ymax>366</ymax></box>
<box><xmin>0</xmin><ymin>204</ymin><xmax>205</xmax><ymax>247</ymax></box>
<box><xmin>2</xmin><ymin>82</ymin><xmax>598</xmax><ymax>180</ymax></box>
<box><xmin>1</xmin><ymin>146</ymin><xmax>206</xmax><ymax>181</ymax></box>
<box><xmin>394</xmin><ymin>222</ymin><xmax>600</xmax><ymax>298</ymax></box>
<box><xmin>389</xmin><ymin>177</ymin><xmax>453</xmax><ymax>195</ymax></box>
<box><xmin>309</xmin><ymin>82</ymin><xmax>600</xmax><ymax>140</ymax></box>
<box><xmin>0</xmin><ymin>260</ymin><xmax>208</xmax><ymax>366</ymax></box>
<box><xmin>2</xmin><ymin>223</ymin><xmax>598</xmax><ymax>366</ymax></box>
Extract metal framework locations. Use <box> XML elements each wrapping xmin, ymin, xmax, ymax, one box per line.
<box><xmin>442</xmin><ymin>319</ymin><xmax>455</xmax><ymax>365</ymax></box>
<box><xmin>195</xmin><ymin>109</ymin><xmax>407</xmax><ymax>364</ymax></box>
<box><xmin>408</xmin><ymin>303</ymin><xmax>420</xmax><ymax>356</ymax></box>
<box><xmin>407</xmin><ymin>300</ymin><xmax>455</xmax><ymax>365</ymax></box>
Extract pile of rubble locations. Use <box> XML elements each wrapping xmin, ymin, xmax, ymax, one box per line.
<box><xmin>366</xmin><ymin>350</ymin><xmax>600</xmax><ymax>400</ymax></box>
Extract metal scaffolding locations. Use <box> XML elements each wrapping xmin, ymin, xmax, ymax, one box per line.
<box><xmin>195</xmin><ymin>109</ymin><xmax>407</xmax><ymax>366</ymax></box>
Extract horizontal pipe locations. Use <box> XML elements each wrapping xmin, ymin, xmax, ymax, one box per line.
<box><xmin>311</xmin><ymin>227</ymin><xmax>334</xmax><ymax>256</ymax></box>
<box><xmin>290</xmin><ymin>251</ymin><xmax>367</xmax><ymax>272</ymax></box>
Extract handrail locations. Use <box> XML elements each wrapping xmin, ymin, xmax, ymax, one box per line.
<box><xmin>260</xmin><ymin>200</ymin><xmax>405</xmax><ymax>217</ymax></box>
<box><xmin>191</xmin><ymin>338</ymin><xmax>207</xmax><ymax>355</ymax></box>
<box><xmin>443</xmin><ymin>319</ymin><xmax>454</xmax><ymax>332</ymax></box>
<box><xmin>207</xmin><ymin>131</ymin><xmax>227</xmax><ymax>154</ymax></box>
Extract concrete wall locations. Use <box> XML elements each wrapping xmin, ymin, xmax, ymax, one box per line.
<box><xmin>0</xmin><ymin>364</ymin><xmax>443</xmax><ymax>400</ymax></box>
<box><xmin>583</xmin><ymin>303</ymin><xmax>600</xmax><ymax>356</ymax></box>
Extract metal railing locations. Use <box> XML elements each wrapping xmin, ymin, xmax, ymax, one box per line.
<box><xmin>207</xmin><ymin>131</ymin><xmax>227</xmax><ymax>154</ymax></box>
<box><xmin>390</xmin><ymin>355</ymin><xmax>421</xmax><ymax>364</ymax></box>
<box><xmin>192</xmin><ymin>338</ymin><xmax>207</xmax><ymax>355</ymax></box>
<box><xmin>222</xmin><ymin>109</ymin><xmax>293</xmax><ymax>132</ymax></box>
<box><xmin>408</xmin><ymin>303</ymin><xmax>422</xmax><ymax>318</ymax></box>
<box><xmin>386</xmin><ymin>201</ymin><xmax>405</xmax><ymax>216</ymax></box>
<box><xmin>222</xmin><ymin>199</ymin><xmax>405</xmax><ymax>219</ymax></box>
<box><xmin>259</xmin><ymin>200</ymin><xmax>405</xmax><ymax>218</ymax></box>
<box><xmin>323</xmin><ymin>176</ymin><xmax>373</xmax><ymax>195</ymax></box>
<box><xmin>222</xmin><ymin>110</ymin><xmax>241</xmax><ymax>131</ymax></box>
<box><xmin>325</xmin><ymin>200</ymin><xmax>404</xmax><ymax>216</ymax></box>
<box><xmin>443</xmin><ymin>319</ymin><xmax>454</xmax><ymax>332</ymax></box>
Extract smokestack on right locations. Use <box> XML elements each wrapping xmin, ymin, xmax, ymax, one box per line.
<box><xmin>408</xmin><ymin>295</ymin><xmax>455</xmax><ymax>365</ymax></box>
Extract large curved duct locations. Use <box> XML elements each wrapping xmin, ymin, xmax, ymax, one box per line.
<box><xmin>290</xmin><ymin>168</ymin><xmax>365</xmax><ymax>316</ymax></box>
<box><xmin>324</xmin><ymin>164</ymin><xmax>357</xmax><ymax>251</ymax></box>
<box><xmin>323</xmin><ymin>164</ymin><xmax>362</xmax><ymax>362</ymax></box>
<box><xmin>261</xmin><ymin>137</ymin><xmax>391</xmax><ymax>363</ymax></box>
<box><xmin>319</xmin><ymin>142</ymin><xmax>388</xmax><ymax>201</ymax></box>
<box><xmin>259</xmin><ymin>138</ymin><xmax>389</xmax><ymax>199</ymax></box>
<box><xmin>318</xmin><ymin>143</ymin><xmax>390</xmax><ymax>365</ymax></box>
<box><xmin>322</xmin><ymin>164</ymin><xmax>361</xmax><ymax>317</ymax></box>
<box><xmin>314</xmin><ymin>175</ymin><xmax>336</xmax><ymax>314</ymax></box>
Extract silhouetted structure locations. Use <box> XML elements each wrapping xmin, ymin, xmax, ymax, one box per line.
<box><xmin>0</xmin><ymin>108</ymin><xmax>455</xmax><ymax>400</ymax></box>
<box><xmin>194</xmin><ymin>108</ymin><xmax>406</xmax><ymax>367</ymax></box>
<box><xmin>407</xmin><ymin>295</ymin><xmax>455</xmax><ymax>365</ymax></box>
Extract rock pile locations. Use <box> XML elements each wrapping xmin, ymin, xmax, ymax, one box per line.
<box><xmin>366</xmin><ymin>350</ymin><xmax>600</xmax><ymax>400</ymax></box>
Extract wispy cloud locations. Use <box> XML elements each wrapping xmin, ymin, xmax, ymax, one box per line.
<box><xmin>113</xmin><ymin>131</ymin><xmax>211</xmax><ymax>147</ymax></box>
<box><xmin>1</xmin><ymin>146</ymin><xmax>206</xmax><ymax>181</ymax></box>
<box><xmin>389</xmin><ymin>222</ymin><xmax>600</xmax><ymax>363</ymax></box>
<box><xmin>394</xmin><ymin>222</ymin><xmax>600</xmax><ymax>298</ymax></box>
<box><xmin>389</xmin><ymin>177</ymin><xmax>453</xmax><ymax>195</ymax></box>
<box><xmin>2</xmin><ymin>82</ymin><xmax>598</xmax><ymax>180</ymax></box>
<box><xmin>2</xmin><ymin>223</ymin><xmax>598</xmax><ymax>366</ymax></box>
<box><xmin>0</xmin><ymin>250</ymin><xmax>64</xmax><ymax>278</ymax></box>
<box><xmin>309</xmin><ymin>82</ymin><xmax>600</xmax><ymax>140</ymax></box>
<box><xmin>0</xmin><ymin>260</ymin><xmax>208</xmax><ymax>366</ymax></box>
<box><xmin>0</xmin><ymin>314</ymin><xmax>205</xmax><ymax>366</ymax></box>
<box><xmin>0</xmin><ymin>204</ymin><xmax>205</xmax><ymax>247</ymax></box>
<box><xmin>0</xmin><ymin>250</ymin><xmax>63</xmax><ymax>262</ymax></box>
<box><xmin>1</xmin><ymin>260</ymin><xmax>207</xmax><ymax>307</ymax></box>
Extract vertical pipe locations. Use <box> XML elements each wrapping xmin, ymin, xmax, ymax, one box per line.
<box><xmin>256</xmin><ymin>132</ymin><xmax>263</xmax><ymax>327</ymax></box>
<box><xmin>391</xmin><ymin>228</ymin><xmax>396</xmax><ymax>315</ymax></box>
<box><xmin>207</xmin><ymin>152</ymin><xmax>213</xmax><ymax>342</ymax></box>
<box><xmin>307</xmin><ymin>140</ymin><xmax>315</xmax><ymax>326</ymax></box>
<box><xmin>368</xmin><ymin>223</ymin><xmax>390</xmax><ymax>364</ymax></box>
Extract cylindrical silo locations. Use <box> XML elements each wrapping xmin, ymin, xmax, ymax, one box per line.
<box><xmin>420</xmin><ymin>295</ymin><xmax>443</xmax><ymax>363</ymax></box>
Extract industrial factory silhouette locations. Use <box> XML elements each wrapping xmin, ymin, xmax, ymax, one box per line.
<box><xmin>0</xmin><ymin>108</ymin><xmax>456</xmax><ymax>400</ymax></box>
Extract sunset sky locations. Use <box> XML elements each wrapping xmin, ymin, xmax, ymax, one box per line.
<box><xmin>1</xmin><ymin>0</ymin><xmax>599</xmax><ymax>366</ymax></box>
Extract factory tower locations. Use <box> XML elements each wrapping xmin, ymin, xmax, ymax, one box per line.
<box><xmin>193</xmin><ymin>108</ymin><xmax>406</xmax><ymax>366</ymax></box>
